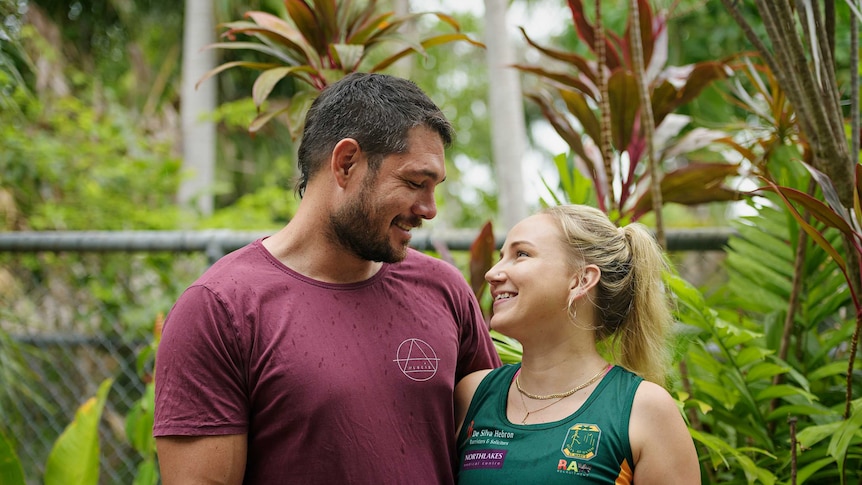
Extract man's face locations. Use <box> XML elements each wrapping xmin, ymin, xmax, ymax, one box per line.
<box><xmin>330</xmin><ymin>126</ymin><xmax>446</xmax><ymax>263</ymax></box>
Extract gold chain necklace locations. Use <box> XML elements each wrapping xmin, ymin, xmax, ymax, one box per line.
<box><xmin>516</xmin><ymin>364</ymin><xmax>610</xmax><ymax>424</ymax></box>
<box><xmin>515</xmin><ymin>364</ymin><xmax>610</xmax><ymax>400</ymax></box>
<box><xmin>518</xmin><ymin>391</ymin><xmax>564</xmax><ymax>424</ymax></box>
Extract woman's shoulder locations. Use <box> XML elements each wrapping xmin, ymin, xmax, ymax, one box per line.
<box><xmin>630</xmin><ymin>380</ymin><xmax>683</xmax><ymax>428</ymax></box>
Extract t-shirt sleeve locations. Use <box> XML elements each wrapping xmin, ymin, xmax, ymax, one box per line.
<box><xmin>454</xmin><ymin>279</ymin><xmax>502</xmax><ymax>381</ymax></box>
<box><xmin>153</xmin><ymin>284</ymin><xmax>249</xmax><ymax>437</ymax></box>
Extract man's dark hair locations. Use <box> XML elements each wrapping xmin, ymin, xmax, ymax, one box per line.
<box><xmin>295</xmin><ymin>72</ymin><xmax>454</xmax><ymax>197</ymax></box>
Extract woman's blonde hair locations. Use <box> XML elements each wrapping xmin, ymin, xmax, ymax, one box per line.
<box><xmin>541</xmin><ymin>204</ymin><xmax>673</xmax><ymax>386</ymax></box>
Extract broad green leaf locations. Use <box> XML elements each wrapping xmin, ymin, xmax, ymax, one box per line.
<box><xmin>284</xmin><ymin>89</ymin><xmax>318</xmax><ymax>141</ymax></box>
<box><xmin>252</xmin><ymin>66</ymin><xmax>317</xmax><ymax>108</ymax></box>
<box><xmin>246</xmin><ymin>10</ymin><xmax>320</xmax><ymax>64</ymax></box>
<box><xmin>797</xmin><ymin>457</ymin><xmax>838</xmax><ymax>484</ymax></box>
<box><xmin>684</xmin><ymin>398</ymin><xmax>713</xmax><ymax>415</ymax></box>
<box><xmin>808</xmin><ymin>360</ymin><xmax>855</xmax><ymax>381</ymax></box>
<box><xmin>125</xmin><ymin>382</ymin><xmax>155</xmax><ymax>455</ymax></box>
<box><xmin>688</xmin><ymin>347</ymin><xmax>723</xmax><ymax>375</ymax></box>
<box><xmin>548</xmin><ymin>152</ymin><xmax>594</xmax><ymax>205</ymax></box>
<box><xmin>0</xmin><ymin>427</ymin><xmax>25</xmax><ymax>485</ymax></box>
<box><xmin>249</xmin><ymin>102</ymin><xmax>292</xmax><ymax>135</ymax></box>
<box><xmin>736</xmin><ymin>346</ymin><xmax>774</xmax><ymax>368</ymax></box>
<box><xmin>828</xmin><ymin>405</ymin><xmax>862</xmax><ymax>476</ymax></box>
<box><xmin>745</xmin><ymin>362</ymin><xmax>789</xmax><ymax>382</ymax></box>
<box><xmin>132</xmin><ymin>459</ymin><xmax>158</xmax><ymax>485</ymax></box>
<box><xmin>797</xmin><ymin>420</ymin><xmax>843</xmax><ymax>448</ymax></box>
<box><xmin>44</xmin><ymin>378</ymin><xmax>114</xmax><ymax>485</ymax></box>
<box><xmin>712</xmin><ymin>317</ymin><xmax>761</xmax><ymax>347</ymax></box>
<box><xmin>491</xmin><ymin>330</ymin><xmax>523</xmax><ymax>364</ymax></box>
<box><xmin>692</xmin><ymin>379</ymin><xmax>737</xmax><ymax>408</ymax></box>
<box><xmin>754</xmin><ymin>384</ymin><xmax>816</xmax><ymax>402</ymax></box>
<box><xmin>766</xmin><ymin>404</ymin><xmax>831</xmax><ymax>421</ymax></box>
<box><xmin>689</xmin><ymin>428</ymin><xmax>775</xmax><ymax>482</ymax></box>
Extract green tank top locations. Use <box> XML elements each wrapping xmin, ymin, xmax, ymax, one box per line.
<box><xmin>457</xmin><ymin>364</ymin><xmax>641</xmax><ymax>484</ymax></box>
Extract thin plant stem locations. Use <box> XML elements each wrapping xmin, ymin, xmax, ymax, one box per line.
<box><xmin>629</xmin><ymin>0</ymin><xmax>665</xmax><ymax>247</ymax></box>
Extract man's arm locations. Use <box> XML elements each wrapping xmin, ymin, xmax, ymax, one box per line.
<box><xmin>156</xmin><ymin>434</ymin><xmax>247</xmax><ymax>485</ymax></box>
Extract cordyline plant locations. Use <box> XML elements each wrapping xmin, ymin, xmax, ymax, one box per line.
<box><xmin>196</xmin><ymin>0</ymin><xmax>482</xmax><ymax>139</ymax></box>
<box><xmin>515</xmin><ymin>0</ymin><xmax>740</xmax><ymax>229</ymax></box>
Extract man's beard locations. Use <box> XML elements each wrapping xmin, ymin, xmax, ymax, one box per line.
<box><xmin>329</xmin><ymin>190</ymin><xmax>415</xmax><ymax>263</ymax></box>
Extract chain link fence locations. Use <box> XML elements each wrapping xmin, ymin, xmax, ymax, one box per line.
<box><xmin>1</xmin><ymin>249</ymin><xmax>210</xmax><ymax>484</ymax></box>
<box><xmin>0</xmin><ymin>228</ymin><xmax>732</xmax><ymax>484</ymax></box>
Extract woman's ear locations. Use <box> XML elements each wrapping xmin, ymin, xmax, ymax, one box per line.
<box><xmin>331</xmin><ymin>138</ymin><xmax>362</xmax><ymax>188</ymax></box>
<box><xmin>570</xmin><ymin>264</ymin><xmax>601</xmax><ymax>297</ymax></box>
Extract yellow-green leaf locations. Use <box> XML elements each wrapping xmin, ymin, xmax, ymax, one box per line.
<box><xmin>44</xmin><ymin>379</ymin><xmax>113</xmax><ymax>485</ymax></box>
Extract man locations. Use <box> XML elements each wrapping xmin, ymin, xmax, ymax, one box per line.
<box><xmin>154</xmin><ymin>72</ymin><xmax>501</xmax><ymax>484</ymax></box>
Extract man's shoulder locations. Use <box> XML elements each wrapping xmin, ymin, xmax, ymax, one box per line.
<box><xmin>194</xmin><ymin>240</ymin><xmax>273</xmax><ymax>286</ymax></box>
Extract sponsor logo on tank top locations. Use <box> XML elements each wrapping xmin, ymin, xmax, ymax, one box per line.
<box><xmin>461</xmin><ymin>424</ymin><xmax>514</xmax><ymax>470</ymax></box>
<box><xmin>557</xmin><ymin>423</ymin><xmax>601</xmax><ymax>477</ymax></box>
<box><xmin>393</xmin><ymin>338</ymin><xmax>439</xmax><ymax>381</ymax></box>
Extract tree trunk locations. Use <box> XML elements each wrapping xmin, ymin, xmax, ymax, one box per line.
<box><xmin>179</xmin><ymin>0</ymin><xmax>217</xmax><ymax>216</ymax></box>
<box><xmin>484</xmin><ymin>0</ymin><xmax>528</xmax><ymax>230</ymax></box>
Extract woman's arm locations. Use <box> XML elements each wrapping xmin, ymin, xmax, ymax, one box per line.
<box><xmin>454</xmin><ymin>369</ymin><xmax>493</xmax><ymax>437</ymax></box>
<box><xmin>629</xmin><ymin>382</ymin><xmax>701</xmax><ymax>485</ymax></box>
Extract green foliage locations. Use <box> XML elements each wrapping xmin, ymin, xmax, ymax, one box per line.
<box><xmin>202</xmin><ymin>184</ymin><xmax>299</xmax><ymax>230</ymax></box>
<box><xmin>44</xmin><ymin>378</ymin><xmax>113</xmax><ymax>485</ymax></box>
<box><xmin>540</xmin><ymin>152</ymin><xmax>600</xmax><ymax>208</ymax></box>
<box><xmin>0</xmin><ymin>426</ymin><xmax>25</xmax><ymax>485</ymax></box>
<box><xmin>672</xmin><ymin>192</ymin><xmax>862</xmax><ymax>483</ymax></box>
<box><xmin>203</xmin><ymin>0</ymin><xmax>484</xmax><ymax>137</ymax></box>
<box><xmin>124</xmin><ymin>318</ymin><xmax>160</xmax><ymax>485</ymax></box>
<box><xmin>0</xmin><ymin>92</ymin><xmax>182</xmax><ymax>231</ymax></box>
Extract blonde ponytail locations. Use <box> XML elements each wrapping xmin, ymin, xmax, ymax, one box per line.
<box><xmin>541</xmin><ymin>205</ymin><xmax>673</xmax><ymax>386</ymax></box>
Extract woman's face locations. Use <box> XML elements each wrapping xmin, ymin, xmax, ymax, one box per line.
<box><xmin>485</xmin><ymin>214</ymin><xmax>577</xmax><ymax>339</ymax></box>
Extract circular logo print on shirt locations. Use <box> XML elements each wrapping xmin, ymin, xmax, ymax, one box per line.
<box><xmin>394</xmin><ymin>338</ymin><xmax>439</xmax><ymax>381</ymax></box>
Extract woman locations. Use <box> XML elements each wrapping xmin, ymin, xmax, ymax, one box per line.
<box><xmin>455</xmin><ymin>205</ymin><xmax>700</xmax><ymax>484</ymax></box>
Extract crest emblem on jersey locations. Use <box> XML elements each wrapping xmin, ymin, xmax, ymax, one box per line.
<box><xmin>561</xmin><ymin>423</ymin><xmax>601</xmax><ymax>460</ymax></box>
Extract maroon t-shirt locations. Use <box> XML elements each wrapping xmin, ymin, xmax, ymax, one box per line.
<box><xmin>154</xmin><ymin>240</ymin><xmax>501</xmax><ymax>484</ymax></box>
